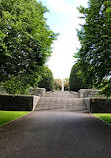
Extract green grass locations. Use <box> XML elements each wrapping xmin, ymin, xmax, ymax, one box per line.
<box><xmin>93</xmin><ymin>113</ymin><xmax>111</xmax><ymax>124</ymax></box>
<box><xmin>0</xmin><ymin>111</ymin><xmax>30</xmax><ymax>126</ymax></box>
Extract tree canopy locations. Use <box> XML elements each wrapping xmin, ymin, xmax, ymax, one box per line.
<box><xmin>38</xmin><ymin>66</ymin><xmax>54</xmax><ymax>91</ymax></box>
<box><xmin>54</xmin><ymin>79</ymin><xmax>62</xmax><ymax>90</ymax></box>
<box><xmin>0</xmin><ymin>0</ymin><xmax>57</xmax><ymax>94</ymax></box>
<box><xmin>69</xmin><ymin>63</ymin><xmax>87</xmax><ymax>91</ymax></box>
<box><xmin>64</xmin><ymin>78</ymin><xmax>69</xmax><ymax>91</ymax></box>
<box><xmin>75</xmin><ymin>0</ymin><xmax>111</xmax><ymax>96</ymax></box>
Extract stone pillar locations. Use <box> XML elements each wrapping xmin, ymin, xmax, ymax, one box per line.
<box><xmin>62</xmin><ymin>80</ymin><xmax>64</xmax><ymax>91</ymax></box>
<box><xmin>29</xmin><ymin>88</ymin><xmax>46</xmax><ymax>97</ymax></box>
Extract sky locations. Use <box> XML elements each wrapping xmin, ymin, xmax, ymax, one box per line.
<box><xmin>38</xmin><ymin>0</ymin><xmax>88</xmax><ymax>79</ymax></box>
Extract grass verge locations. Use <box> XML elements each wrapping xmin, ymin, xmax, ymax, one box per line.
<box><xmin>0</xmin><ymin>111</ymin><xmax>30</xmax><ymax>126</ymax></box>
<box><xmin>93</xmin><ymin>113</ymin><xmax>111</xmax><ymax>124</ymax></box>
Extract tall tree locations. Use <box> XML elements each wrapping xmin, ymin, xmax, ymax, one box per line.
<box><xmin>75</xmin><ymin>0</ymin><xmax>111</xmax><ymax>96</ymax></box>
<box><xmin>38</xmin><ymin>66</ymin><xmax>54</xmax><ymax>91</ymax></box>
<box><xmin>69</xmin><ymin>63</ymin><xmax>87</xmax><ymax>91</ymax></box>
<box><xmin>54</xmin><ymin>79</ymin><xmax>62</xmax><ymax>90</ymax></box>
<box><xmin>64</xmin><ymin>78</ymin><xmax>69</xmax><ymax>91</ymax></box>
<box><xmin>0</xmin><ymin>0</ymin><xmax>57</xmax><ymax>94</ymax></box>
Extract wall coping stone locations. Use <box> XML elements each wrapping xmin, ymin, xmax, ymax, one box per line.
<box><xmin>79</xmin><ymin>89</ymin><xmax>104</xmax><ymax>98</ymax></box>
<box><xmin>0</xmin><ymin>86</ymin><xmax>8</xmax><ymax>94</ymax></box>
<box><xmin>29</xmin><ymin>88</ymin><xmax>46</xmax><ymax>97</ymax></box>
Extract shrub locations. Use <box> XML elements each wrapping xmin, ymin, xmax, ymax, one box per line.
<box><xmin>54</xmin><ymin>79</ymin><xmax>62</xmax><ymax>90</ymax></box>
<box><xmin>69</xmin><ymin>63</ymin><xmax>87</xmax><ymax>91</ymax></box>
<box><xmin>64</xmin><ymin>78</ymin><xmax>69</xmax><ymax>91</ymax></box>
<box><xmin>38</xmin><ymin>66</ymin><xmax>54</xmax><ymax>91</ymax></box>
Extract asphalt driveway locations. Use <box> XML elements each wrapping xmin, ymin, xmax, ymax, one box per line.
<box><xmin>0</xmin><ymin>111</ymin><xmax>111</xmax><ymax>158</ymax></box>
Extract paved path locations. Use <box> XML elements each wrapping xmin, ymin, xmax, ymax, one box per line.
<box><xmin>0</xmin><ymin>111</ymin><xmax>111</xmax><ymax>158</ymax></box>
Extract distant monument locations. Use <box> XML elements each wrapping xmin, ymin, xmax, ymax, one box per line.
<box><xmin>62</xmin><ymin>79</ymin><xmax>66</xmax><ymax>91</ymax></box>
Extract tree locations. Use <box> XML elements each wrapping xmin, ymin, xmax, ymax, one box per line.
<box><xmin>75</xmin><ymin>0</ymin><xmax>111</xmax><ymax>96</ymax></box>
<box><xmin>64</xmin><ymin>78</ymin><xmax>69</xmax><ymax>91</ymax></box>
<box><xmin>69</xmin><ymin>63</ymin><xmax>87</xmax><ymax>91</ymax></box>
<box><xmin>54</xmin><ymin>79</ymin><xmax>62</xmax><ymax>90</ymax></box>
<box><xmin>0</xmin><ymin>0</ymin><xmax>57</xmax><ymax>94</ymax></box>
<box><xmin>38</xmin><ymin>66</ymin><xmax>54</xmax><ymax>91</ymax></box>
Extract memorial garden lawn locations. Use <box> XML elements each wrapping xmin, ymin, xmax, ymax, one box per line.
<box><xmin>0</xmin><ymin>111</ymin><xmax>29</xmax><ymax>126</ymax></box>
<box><xmin>93</xmin><ymin>113</ymin><xmax>111</xmax><ymax>124</ymax></box>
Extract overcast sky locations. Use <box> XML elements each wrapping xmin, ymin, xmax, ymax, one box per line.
<box><xmin>38</xmin><ymin>0</ymin><xmax>88</xmax><ymax>79</ymax></box>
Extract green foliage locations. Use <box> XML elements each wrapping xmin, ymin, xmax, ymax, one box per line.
<box><xmin>38</xmin><ymin>66</ymin><xmax>54</xmax><ymax>91</ymax></box>
<box><xmin>75</xmin><ymin>0</ymin><xmax>111</xmax><ymax>97</ymax></box>
<box><xmin>54</xmin><ymin>79</ymin><xmax>62</xmax><ymax>90</ymax></box>
<box><xmin>69</xmin><ymin>63</ymin><xmax>87</xmax><ymax>91</ymax></box>
<box><xmin>2</xmin><ymin>73</ymin><xmax>41</xmax><ymax>94</ymax></box>
<box><xmin>0</xmin><ymin>0</ymin><xmax>57</xmax><ymax>94</ymax></box>
<box><xmin>64</xmin><ymin>78</ymin><xmax>69</xmax><ymax>91</ymax></box>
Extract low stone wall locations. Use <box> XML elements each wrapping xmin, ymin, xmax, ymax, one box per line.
<box><xmin>90</xmin><ymin>98</ymin><xmax>111</xmax><ymax>113</ymax></box>
<box><xmin>0</xmin><ymin>95</ymin><xmax>40</xmax><ymax>111</ymax></box>
<box><xmin>84</xmin><ymin>98</ymin><xmax>111</xmax><ymax>113</ymax></box>
<box><xmin>84</xmin><ymin>98</ymin><xmax>90</xmax><ymax>112</ymax></box>
<box><xmin>29</xmin><ymin>88</ymin><xmax>46</xmax><ymax>97</ymax></box>
<box><xmin>79</xmin><ymin>89</ymin><xmax>103</xmax><ymax>98</ymax></box>
<box><xmin>0</xmin><ymin>87</ymin><xmax>8</xmax><ymax>95</ymax></box>
<box><xmin>33</xmin><ymin>96</ymin><xmax>40</xmax><ymax>111</ymax></box>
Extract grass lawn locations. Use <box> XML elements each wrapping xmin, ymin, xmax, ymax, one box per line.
<box><xmin>0</xmin><ymin>111</ymin><xmax>30</xmax><ymax>126</ymax></box>
<box><xmin>93</xmin><ymin>113</ymin><xmax>111</xmax><ymax>124</ymax></box>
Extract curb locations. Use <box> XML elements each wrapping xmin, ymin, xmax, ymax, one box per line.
<box><xmin>0</xmin><ymin>111</ymin><xmax>32</xmax><ymax>128</ymax></box>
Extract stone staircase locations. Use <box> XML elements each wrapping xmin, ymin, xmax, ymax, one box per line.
<box><xmin>34</xmin><ymin>91</ymin><xmax>88</xmax><ymax>113</ymax></box>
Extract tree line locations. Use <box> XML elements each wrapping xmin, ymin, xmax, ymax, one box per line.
<box><xmin>1</xmin><ymin>0</ymin><xmax>111</xmax><ymax>96</ymax></box>
<box><xmin>0</xmin><ymin>0</ymin><xmax>58</xmax><ymax>94</ymax></box>
<box><xmin>70</xmin><ymin>0</ymin><xmax>111</xmax><ymax>97</ymax></box>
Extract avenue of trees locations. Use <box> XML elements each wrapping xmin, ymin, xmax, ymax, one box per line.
<box><xmin>74</xmin><ymin>0</ymin><xmax>111</xmax><ymax>97</ymax></box>
<box><xmin>0</xmin><ymin>0</ymin><xmax>57</xmax><ymax>94</ymax></box>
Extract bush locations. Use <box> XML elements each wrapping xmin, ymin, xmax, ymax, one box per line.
<box><xmin>69</xmin><ymin>63</ymin><xmax>87</xmax><ymax>91</ymax></box>
<box><xmin>2</xmin><ymin>73</ymin><xmax>41</xmax><ymax>95</ymax></box>
<box><xmin>54</xmin><ymin>79</ymin><xmax>62</xmax><ymax>90</ymax></box>
<box><xmin>38</xmin><ymin>66</ymin><xmax>54</xmax><ymax>91</ymax></box>
<box><xmin>64</xmin><ymin>78</ymin><xmax>69</xmax><ymax>91</ymax></box>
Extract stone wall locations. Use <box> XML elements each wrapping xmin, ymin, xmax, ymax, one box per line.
<box><xmin>0</xmin><ymin>87</ymin><xmax>8</xmax><ymax>95</ymax></box>
<box><xmin>84</xmin><ymin>98</ymin><xmax>90</xmax><ymax>112</ymax></box>
<box><xmin>79</xmin><ymin>89</ymin><xmax>103</xmax><ymax>98</ymax></box>
<box><xmin>0</xmin><ymin>95</ymin><xmax>40</xmax><ymax>111</ymax></box>
<box><xmin>33</xmin><ymin>96</ymin><xmax>40</xmax><ymax>110</ymax></box>
<box><xmin>84</xmin><ymin>98</ymin><xmax>111</xmax><ymax>113</ymax></box>
<box><xmin>90</xmin><ymin>98</ymin><xmax>111</xmax><ymax>113</ymax></box>
<box><xmin>29</xmin><ymin>88</ymin><xmax>46</xmax><ymax>97</ymax></box>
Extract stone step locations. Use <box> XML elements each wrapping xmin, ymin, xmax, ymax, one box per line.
<box><xmin>34</xmin><ymin>98</ymin><xmax>88</xmax><ymax>112</ymax></box>
<box><xmin>34</xmin><ymin>91</ymin><xmax>88</xmax><ymax>113</ymax></box>
<box><xmin>45</xmin><ymin>91</ymin><xmax>79</xmax><ymax>98</ymax></box>
<box><xmin>37</xmin><ymin>98</ymin><xmax>84</xmax><ymax>105</ymax></box>
<box><xmin>35</xmin><ymin>106</ymin><xmax>88</xmax><ymax>112</ymax></box>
